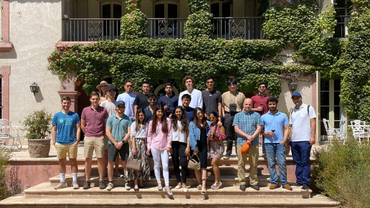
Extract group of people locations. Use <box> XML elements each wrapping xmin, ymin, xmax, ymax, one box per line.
<box><xmin>51</xmin><ymin>75</ymin><xmax>316</xmax><ymax>195</ymax></box>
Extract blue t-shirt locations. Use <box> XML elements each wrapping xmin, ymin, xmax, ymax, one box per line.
<box><xmin>158</xmin><ymin>94</ymin><xmax>178</xmax><ymax>117</ymax></box>
<box><xmin>184</xmin><ymin>107</ymin><xmax>195</xmax><ymax>122</ymax></box>
<box><xmin>106</xmin><ymin>114</ymin><xmax>132</xmax><ymax>144</ymax></box>
<box><xmin>52</xmin><ymin>111</ymin><xmax>81</xmax><ymax>145</ymax></box>
<box><xmin>261</xmin><ymin>111</ymin><xmax>289</xmax><ymax>143</ymax></box>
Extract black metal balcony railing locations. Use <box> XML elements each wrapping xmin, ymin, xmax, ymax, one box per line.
<box><xmin>62</xmin><ymin>17</ymin><xmax>264</xmax><ymax>41</ymax></box>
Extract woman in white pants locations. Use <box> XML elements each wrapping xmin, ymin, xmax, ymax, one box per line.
<box><xmin>146</xmin><ymin>106</ymin><xmax>173</xmax><ymax>195</ymax></box>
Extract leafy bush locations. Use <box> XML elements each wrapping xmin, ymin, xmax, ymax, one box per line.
<box><xmin>23</xmin><ymin>110</ymin><xmax>52</xmax><ymax>140</ymax></box>
<box><xmin>184</xmin><ymin>0</ymin><xmax>212</xmax><ymax>39</ymax></box>
<box><xmin>312</xmin><ymin>139</ymin><xmax>370</xmax><ymax>207</ymax></box>
<box><xmin>0</xmin><ymin>148</ymin><xmax>21</xmax><ymax>200</ymax></box>
<box><xmin>120</xmin><ymin>0</ymin><xmax>148</xmax><ymax>40</ymax></box>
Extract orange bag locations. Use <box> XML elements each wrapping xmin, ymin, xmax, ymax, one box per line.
<box><xmin>241</xmin><ymin>141</ymin><xmax>250</xmax><ymax>155</ymax></box>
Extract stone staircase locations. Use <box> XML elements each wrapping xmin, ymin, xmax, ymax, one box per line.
<box><xmin>0</xmin><ymin>157</ymin><xmax>339</xmax><ymax>207</ymax></box>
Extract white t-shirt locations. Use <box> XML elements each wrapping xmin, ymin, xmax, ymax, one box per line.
<box><xmin>178</xmin><ymin>88</ymin><xmax>203</xmax><ymax>109</ymax></box>
<box><xmin>117</xmin><ymin>93</ymin><xmax>136</xmax><ymax>120</ymax></box>
<box><xmin>289</xmin><ymin>103</ymin><xmax>316</xmax><ymax>142</ymax></box>
<box><xmin>100</xmin><ymin>100</ymin><xmax>116</xmax><ymax>116</ymax></box>
<box><xmin>130</xmin><ymin>122</ymin><xmax>148</xmax><ymax>140</ymax></box>
<box><xmin>172</xmin><ymin>121</ymin><xmax>187</xmax><ymax>143</ymax></box>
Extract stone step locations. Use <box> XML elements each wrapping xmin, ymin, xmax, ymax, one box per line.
<box><xmin>0</xmin><ymin>192</ymin><xmax>340</xmax><ymax>208</ymax></box>
<box><xmin>49</xmin><ymin>174</ymin><xmax>272</xmax><ymax>187</ymax></box>
<box><xmin>77</xmin><ymin>165</ymin><xmax>264</xmax><ymax>176</ymax></box>
<box><xmin>25</xmin><ymin>182</ymin><xmax>313</xmax><ymax>199</ymax></box>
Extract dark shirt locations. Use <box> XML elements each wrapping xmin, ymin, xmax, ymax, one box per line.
<box><xmin>251</xmin><ymin>94</ymin><xmax>269</xmax><ymax>116</ymax></box>
<box><xmin>144</xmin><ymin>106</ymin><xmax>154</xmax><ymax>122</ymax></box>
<box><xmin>158</xmin><ymin>94</ymin><xmax>179</xmax><ymax>117</ymax></box>
<box><xmin>183</xmin><ymin>106</ymin><xmax>195</xmax><ymax>122</ymax></box>
<box><xmin>134</xmin><ymin>93</ymin><xmax>149</xmax><ymax>111</ymax></box>
<box><xmin>202</xmin><ymin>90</ymin><xmax>222</xmax><ymax>115</ymax></box>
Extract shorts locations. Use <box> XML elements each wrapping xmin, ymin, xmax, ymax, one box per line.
<box><xmin>103</xmin><ymin>135</ymin><xmax>109</xmax><ymax>150</ymax></box>
<box><xmin>108</xmin><ymin>142</ymin><xmax>129</xmax><ymax>162</ymax></box>
<box><xmin>209</xmin><ymin>141</ymin><xmax>224</xmax><ymax>159</ymax></box>
<box><xmin>84</xmin><ymin>136</ymin><xmax>105</xmax><ymax>158</ymax></box>
<box><xmin>55</xmin><ymin>141</ymin><xmax>78</xmax><ymax>159</ymax></box>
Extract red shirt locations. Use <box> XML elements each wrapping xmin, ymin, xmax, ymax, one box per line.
<box><xmin>251</xmin><ymin>94</ymin><xmax>269</xmax><ymax>116</ymax></box>
<box><xmin>81</xmin><ymin>106</ymin><xmax>109</xmax><ymax>137</ymax></box>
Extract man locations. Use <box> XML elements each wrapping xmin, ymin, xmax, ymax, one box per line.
<box><xmin>144</xmin><ymin>93</ymin><xmax>158</xmax><ymax>122</ymax></box>
<box><xmin>202</xmin><ymin>76</ymin><xmax>222</xmax><ymax>121</ymax></box>
<box><xmin>81</xmin><ymin>91</ymin><xmax>109</xmax><ymax>190</ymax></box>
<box><xmin>105</xmin><ymin>101</ymin><xmax>132</xmax><ymax>191</ymax></box>
<box><xmin>261</xmin><ymin>97</ymin><xmax>292</xmax><ymax>190</ymax></box>
<box><xmin>117</xmin><ymin>81</ymin><xmax>136</xmax><ymax>122</ymax></box>
<box><xmin>158</xmin><ymin>83</ymin><xmax>178</xmax><ymax>117</ymax></box>
<box><xmin>181</xmin><ymin>94</ymin><xmax>194</xmax><ymax>122</ymax></box>
<box><xmin>100</xmin><ymin>85</ymin><xmax>122</xmax><ymax>178</ymax></box>
<box><xmin>52</xmin><ymin>96</ymin><xmax>81</xmax><ymax>190</ymax></box>
<box><xmin>289</xmin><ymin>92</ymin><xmax>316</xmax><ymax>190</ymax></box>
<box><xmin>133</xmin><ymin>81</ymin><xmax>151</xmax><ymax>117</ymax></box>
<box><xmin>178</xmin><ymin>75</ymin><xmax>203</xmax><ymax>109</ymax></box>
<box><xmin>222</xmin><ymin>79</ymin><xmax>246</xmax><ymax>159</ymax></box>
<box><xmin>100</xmin><ymin>85</ymin><xmax>117</xmax><ymax>116</ymax></box>
<box><xmin>251</xmin><ymin>82</ymin><xmax>270</xmax><ymax>158</ymax></box>
<box><xmin>233</xmin><ymin>98</ymin><xmax>262</xmax><ymax>191</ymax></box>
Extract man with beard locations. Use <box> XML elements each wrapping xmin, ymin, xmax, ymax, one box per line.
<box><xmin>261</xmin><ymin>97</ymin><xmax>292</xmax><ymax>191</ymax></box>
<box><xmin>158</xmin><ymin>83</ymin><xmax>178</xmax><ymax>117</ymax></box>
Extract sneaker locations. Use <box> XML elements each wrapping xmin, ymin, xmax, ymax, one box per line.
<box><xmin>211</xmin><ymin>181</ymin><xmax>222</xmax><ymax>190</ymax></box>
<box><xmin>54</xmin><ymin>182</ymin><xmax>67</xmax><ymax>190</ymax></box>
<box><xmin>165</xmin><ymin>187</ymin><xmax>173</xmax><ymax>196</ymax></box>
<box><xmin>72</xmin><ymin>181</ymin><xmax>79</xmax><ymax>189</ymax></box>
<box><xmin>83</xmin><ymin>181</ymin><xmax>90</xmax><ymax>190</ymax></box>
<box><xmin>106</xmin><ymin>182</ymin><xmax>114</xmax><ymax>191</ymax></box>
<box><xmin>196</xmin><ymin>184</ymin><xmax>202</xmax><ymax>190</ymax></box>
<box><xmin>201</xmin><ymin>188</ymin><xmax>206</xmax><ymax>195</ymax></box>
<box><xmin>301</xmin><ymin>184</ymin><xmax>309</xmax><ymax>190</ymax></box>
<box><xmin>158</xmin><ymin>185</ymin><xmax>163</xmax><ymax>191</ymax></box>
<box><xmin>222</xmin><ymin>154</ymin><xmax>230</xmax><ymax>160</ymax></box>
<box><xmin>283</xmin><ymin>184</ymin><xmax>293</xmax><ymax>190</ymax></box>
<box><xmin>175</xmin><ymin>185</ymin><xmax>181</xmax><ymax>189</ymax></box>
<box><xmin>269</xmin><ymin>184</ymin><xmax>277</xmax><ymax>189</ymax></box>
<box><xmin>99</xmin><ymin>181</ymin><xmax>106</xmax><ymax>189</ymax></box>
<box><xmin>250</xmin><ymin>185</ymin><xmax>260</xmax><ymax>191</ymax></box>
<box><xmin>125</xmin><ymin>182</ymin><xmax>131</xmax><ymax>190</ymax></box>
<box><xmin>239</xmin><ymin>184</ymin><xmax>246</xmax><ymax>191</ymax></box>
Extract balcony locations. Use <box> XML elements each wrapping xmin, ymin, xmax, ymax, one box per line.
<box><xmin>62</xmin><ymin>17</ymin><xmax>264</xmax><ymax>41</ymax></box>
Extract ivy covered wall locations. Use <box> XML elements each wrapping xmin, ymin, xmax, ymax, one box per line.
<box><xmin>48</xmin><ymin>0</ymin><xmax>370</xmax><ymax>121</ymax></box>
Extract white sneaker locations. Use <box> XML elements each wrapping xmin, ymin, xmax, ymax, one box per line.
<box><xmin>54</xmin><ymin>182</ymin><xmax>67</xmax><ymax>190</ymax></box>
<box><xmin>72</xmin><ymin>181</ymin><xmax>79</xmax><ymax>189</ymax></box>
<box><xmin>125</xmin><ymin>182</ymin><xmax>131</xmax><ymax>190</ymax></box>
<box><xmin>106</xmin><ymin>182</ymin><xmax>114</xmax><ymax>191</ymax></box>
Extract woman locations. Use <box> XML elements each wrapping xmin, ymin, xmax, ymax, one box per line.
<box><xmin>128</xmin><ymin>109</ymin><xmax>151</xmax><ymax>191</ymax></box>
<box><xmin>171</xmin><ymin>106</ymin><xmax>190</xmax><ymax>192</ymax></box>
<box><xmin>96</xmin><ymin>80</ymin><xmax>110</xmax><ymax>104</ymax></box>
<box><xmin>189</xmin><ymin>107</ymin><xmax>211</xmax><ymax>194</ymax></box>
<box><xmin>208</xmin><ymin>112</ymin><xmax>226</xmax><ymax>190</ymax></box>
<box><xmin>146</xmin><ymin>106</ymin><xmax>173</xmax><ymax>196</ymax></box>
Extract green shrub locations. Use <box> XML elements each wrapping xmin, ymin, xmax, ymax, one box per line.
<box><xmin>23</xmin><ymin>110</ymin><xmax>52</xmax><ymax>140</ymax></box>
<box><xmin>0</xmin><ymin>148</ymin><xmax>21</xmax><ymax>200</ymax></box>
<box><xmin>120</xmin><ymin>0</ymin><xmax>148</xmax><ymax>40</ymax></box>
<box><xmin>312</xmin><ymin>139</ymin><xmax>370</xmax><ymax>207</ymax></box>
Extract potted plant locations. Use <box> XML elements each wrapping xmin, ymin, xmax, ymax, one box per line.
<box><xmin>23</xmin><ymin>109</ymin><xmax>52</xmax><ymax>158</ymax></box>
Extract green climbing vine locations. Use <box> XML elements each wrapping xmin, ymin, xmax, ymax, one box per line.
<box><xmin>184</xmin><ymin>0</ymin><xmax>212</xmax><ymax>39</ymax></box>
<box><xmin>120</xmin><ymin>0</ymin><xmax>148</xmax><ymax>40</ymax></box>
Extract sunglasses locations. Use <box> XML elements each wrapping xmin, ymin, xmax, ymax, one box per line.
<box><xmin>117</xmin><ymin>105</ymin><xmax>125</xmax><ymax>108</ymax></box>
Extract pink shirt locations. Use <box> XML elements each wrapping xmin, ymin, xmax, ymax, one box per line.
<box><xmin>81</xmin><ymin>106</ymin><xmax>108</xmax><ymax>137</ymax></box>
<box><xmin>147</xmin><ymin>118</ymin><xmax>172</xmax><ymax>151</ymax></box>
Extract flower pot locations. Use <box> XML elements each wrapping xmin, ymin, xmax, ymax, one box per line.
<box><xmin>28</xmin><ymin>139</ymin><xmax>51</xmax><ymax>158</ymax></box>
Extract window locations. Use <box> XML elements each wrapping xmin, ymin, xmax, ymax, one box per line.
<box><xmin>334</xmin><ymin>0</ymin><xmax>349</xmax><ymax>38</ymax></box>
<box><xmin>101</xmin><ymin>2</ymin><xmax>122</xmax><ymax>38</ymax></box>
<box><xmin>153</xmin><ymin>2</ymin><xmax>179</xmax><ymax>38</ymax></box>
<box><xmin>154</xmin><ymin>3</ymin><xmax>178</xmax><ymax>18</ymax></box>
<box><xmin>320</xmin><ymin>79</ymin><xmax>346</xmax><ymax>139</ymax></box>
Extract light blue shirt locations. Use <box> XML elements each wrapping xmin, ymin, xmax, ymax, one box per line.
<box><xmin>189</xmin><ymin>121</ymin><xmax>211</xmax><ymax>151</ymax></box>
<box><xmin>106</xmin><ymin>114</ymin><xmax>132</xmax><ymax>144</ymax></box>
<box><xmin>261</xmin><ymin>111</ymin><xmax>289</xmax><ymax>143</ymax></box>
<box><xmin>233</xmin><ymin>110</ymin><xmax>262</xmax><ymax>146</ymax></box>
<box><xmin>117</xmin><ymin>93</ymin><xmax>136</xmax><ymax>120</ymax></box>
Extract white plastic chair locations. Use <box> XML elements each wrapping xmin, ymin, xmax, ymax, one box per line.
<box><xmin>0</xmin><ymin>119</ymin><xmax>13</xmax><ymax>149</ymax></box>
<box><xmin>350</xmin><ymin>120</ymin><xmax>369</xmax><ymax>145</ymax></box>
<box><xmin>323</xmin><ymin>118</ymin><xmax>346</xmax><ymax>145</ymax></box>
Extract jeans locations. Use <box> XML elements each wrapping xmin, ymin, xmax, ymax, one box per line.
<box><xmin>291</xmin><ymin>141</ymin><xmax>312</xmax><ymax>186</ymax></box>
<box><xmin>265</xmin><ymin>143</ymin><xmax>287</xmax><ymax>185</ymax></box>
<box><xmin>151</xmin><ymin>147</ymin><xmax>169</xmax><ymax>186</ymax></box>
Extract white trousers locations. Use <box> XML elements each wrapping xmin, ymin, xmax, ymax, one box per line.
<box><xmin>151</xmin><ymin>147</ymin><xmax>169</xmax><ymax>186</ymax></box>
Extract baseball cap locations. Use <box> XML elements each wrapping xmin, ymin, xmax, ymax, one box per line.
<box><xmin>114</xmin><ymin>100</ymin><xmax>125</xmax><ymax>107</ymax></box>
<box><xmin>106</xmin><ymin>85</ymin><xmax>116</xmax><ymax>92</ymax></box>
<box><xmin>291</xmin><ymin>92</ymin><xmax>302</xmax><ymax>98</ymax></box>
